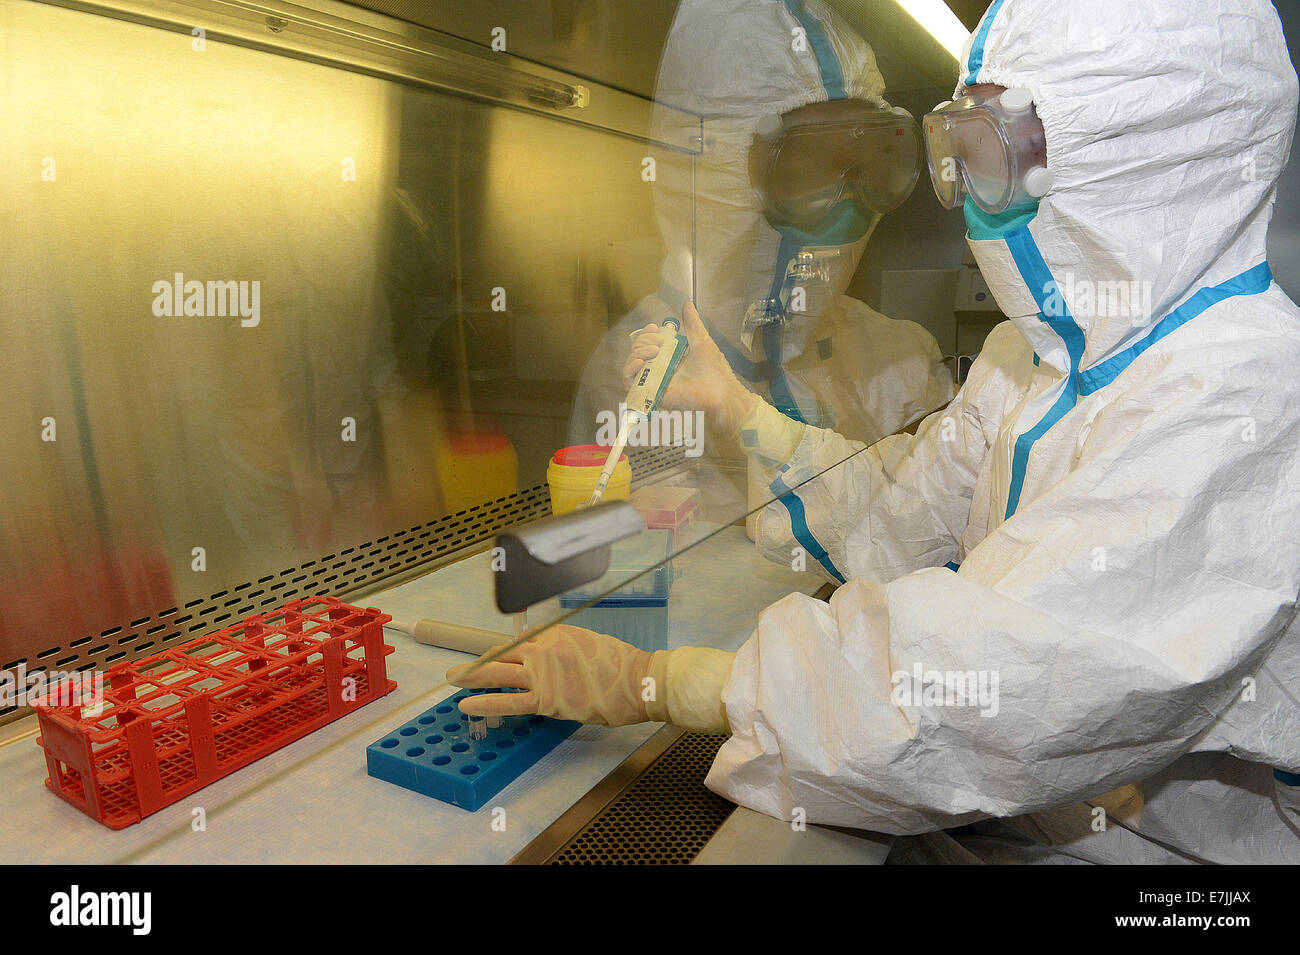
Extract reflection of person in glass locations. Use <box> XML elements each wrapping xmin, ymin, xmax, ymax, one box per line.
<box><xmin>569</xmin><ymin>0</ymin><xmax>953</xmax><ymax>497</ymax></box>
<box><xmin>459</xmin><ymin>0</ymin><xmax>1300</xmax><ymax>864</ymax></box>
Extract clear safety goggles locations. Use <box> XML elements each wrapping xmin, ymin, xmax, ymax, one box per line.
<box><xmin>922</xmin><ymin>86</ymin><xmax>1054</xmax><ymax>214</ymax></box>
<box><xmin>748</xmin><ymin>102</ymin><xmax>923</xmax><ymax>229</ymax></box>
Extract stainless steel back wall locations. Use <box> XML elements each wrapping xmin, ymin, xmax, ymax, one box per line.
<box><xmin>0</xmin><ymin>0</ymin><xmax>684</xmax><ymax>690</ymax></box>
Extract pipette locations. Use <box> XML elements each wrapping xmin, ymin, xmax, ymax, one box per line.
<box><xmin>588</xmin><ymin>315</ymin><xmax>690</xmax><ymax>505</ymax></box>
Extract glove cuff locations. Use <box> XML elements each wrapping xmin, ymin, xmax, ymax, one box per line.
<box><xmin>646</xmin><ymin>647</ymin><xmax>734</xmax><ymax>734</ymax></box>
<box><xmin>736</xmin><ymin>395</ymin><xmax>806</xmax><ymax>468</ymax></box>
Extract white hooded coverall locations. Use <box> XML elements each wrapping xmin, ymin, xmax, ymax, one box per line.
<box><xmin>569</xmin><ymin>0</ymin><xmax>952</xmax><ymax>452</ymax></box>
<box><xmin>709</xmin><ymin>0</ymin><xmax>1300</xmax><ymax>863</ymax></box>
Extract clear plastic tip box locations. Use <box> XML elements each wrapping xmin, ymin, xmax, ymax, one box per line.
<box><xmin>366</xmin><ymin>690</ymin><xmax>578</xmax><ymax>811</ymax></box>
<box><xmin>559</xmin><ymin>529</ymin><xmax>674</xmax><ymax>652</ymax></box>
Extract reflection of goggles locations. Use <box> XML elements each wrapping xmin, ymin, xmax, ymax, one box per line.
<box><xmin>923</xmin><ymin>87</ymin><xmax>1054</xmax><ymax>214</ymax></box>
<box><xmin>749</xmin><ymin>103</ymin><xmax>923</xmax><ymax>229</ymax></box>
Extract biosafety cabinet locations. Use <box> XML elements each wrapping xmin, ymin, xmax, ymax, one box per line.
<box><xmin>0</xmin><ymin>0</ymin><xmax>977</xmax><ymax>863</ymax></box>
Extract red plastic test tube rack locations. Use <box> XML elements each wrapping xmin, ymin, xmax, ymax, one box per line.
<box><xmin>31</xmin><ymin>596</ymin><xmax>396</xmax><ymax>829</ymax></box>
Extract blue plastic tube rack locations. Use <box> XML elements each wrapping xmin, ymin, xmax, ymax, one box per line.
<box><xmin>366</xmin><ymin>689</ymin><xmax>579</xmax><ymax>811</ymax></box>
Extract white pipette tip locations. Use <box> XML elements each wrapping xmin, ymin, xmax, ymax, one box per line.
<box><xmin>384</xmin><ymin>620</ymin><xmax>415</xmax><ymax>634</ymax></box>
<box><xmin>586</xmin><ymin>411</ymin><xmax>635</xmax><ymax>506</ymax></box>
<box><xmin>587</xmin><ymin>483</ymin><xmax>609</xmax><ymax>507</ymax></box>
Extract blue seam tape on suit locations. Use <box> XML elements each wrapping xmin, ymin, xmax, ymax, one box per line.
<box><xmin>783</xmin><ymin>0</ymin><xmax>846</xmax><ymax>99</ymax></box>
<box><xmin>764</xmin><ymin>234</ymin><xmax>809</xmax><ymax>422</ymax></box>
<box><xmin>1077</xmin><ymin>262</ymin><xmax>1274</xmax><ymax>395</ymax></box>
<box><xmin>770</xmin><ymin>473</ymin><xmax>847</xmax><ymax>583</ymax></box>
<box><xmin>1003</xmin><ymin>225</ymin><xmax>1084</xmax><ymax>518</ymax></box>
<box><xmin>964</xmin><ymin>0</ymin><xmax>1007</xmax><ymax>86</ymax></box>
<box><xmin>1004</xmin><ymin>255</ymin><xmax>1272</xmax><ymax>518</ymax></box>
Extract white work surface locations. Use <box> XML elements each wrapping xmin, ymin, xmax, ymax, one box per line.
<box><xmin>1</xmin><ymin>524</ymin><xmax>830</xmax><ymax>864</ymax></box>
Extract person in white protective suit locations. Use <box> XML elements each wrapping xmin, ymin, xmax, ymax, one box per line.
<box><xmin>568</xmin><ymin>0</ymin><xmax>953</xmax><ymax>469</ymax></box>
<box><xmin>453</xmin><ymin>0</ymin><xmax>1300</xmax><ymax>864</ymax></box>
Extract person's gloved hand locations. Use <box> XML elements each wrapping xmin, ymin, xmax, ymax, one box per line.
<box><xmin>624</xmin><ymin>302</ymin><xmax>757</xmax><ymax>436</ymax></box>
<box><xmin>446</xmin><ymin>625</ymin><xmax>735</xmax><ymax>734</ymax></box>
<box><xmin>446</xmin><ymin>625</ymin><xmax>654</xmax><ymax>727</ymax></box>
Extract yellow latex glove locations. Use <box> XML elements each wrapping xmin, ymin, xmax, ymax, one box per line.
<box><xmin>446</xmin><ymin>625</ymin><xmax>734</xmax><ymax>733</ymax></box>
<box><xmin>447</xmin><ymin>625</ymin><xmax>654</xmax><ymax>727</ymax></box>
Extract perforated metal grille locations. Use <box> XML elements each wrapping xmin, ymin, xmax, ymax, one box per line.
<box><xmin>546</xmin><ymin>732</ymin><xmax>734</xmax><ymax>865</ymax></box>
<box><xmin>0</xmin><ymin>484</ymin><xmax>551</xmax><ymax>721</ymax></box>
<box><xmin>627</xmin><ymin>445</ymin><xmax>685</xmax><ymax>481</ymax></box>
<box><xmin>3</xmin><ymin>448</ymin><xmax>690</xmax><ymax>723</ymax></box>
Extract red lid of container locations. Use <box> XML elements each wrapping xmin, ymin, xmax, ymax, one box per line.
<box><xmin>552</xmin><ymin>444</ymin><xmax>628</xmax><ymax>468</ymax></box>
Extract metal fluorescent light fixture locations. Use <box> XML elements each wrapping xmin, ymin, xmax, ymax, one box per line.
<box><xmin>32</xmin><ymin>0</ymin><xmax>703</xmax><ymax>149</ymax></box>
<box><xmin>891</xmin><ymin>0</ymin><xmax>971</xmax><ymax>61</ymax></box>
